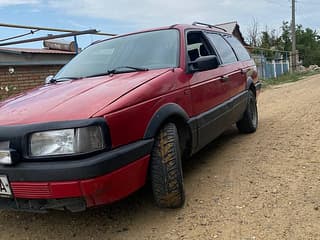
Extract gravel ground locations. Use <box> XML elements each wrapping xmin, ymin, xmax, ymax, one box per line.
<box><xmin>0</xmin><ymin>74</ymin><xmax>320</xmax><ymax>240</ymax></box>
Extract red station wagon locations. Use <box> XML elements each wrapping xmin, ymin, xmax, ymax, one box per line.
<box><xmin>0</xmin><ymin>22</ymin><xmax>260</xmax><ymax>212</ymax></box>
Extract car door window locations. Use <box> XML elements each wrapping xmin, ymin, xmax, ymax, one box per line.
<box><xmin>186</xmin><ymin>31</ymin><xmax>216</xmax><ymax>62</ymax></box>
<box><xmin>206</xmin><ymin>33</ymin><xmax>237</xmax><ymax>64</ymax></box>
<box><xmin>224</xmin><ymin>35</ymin><xmax>251</xmax><ymax>61</ymax></box>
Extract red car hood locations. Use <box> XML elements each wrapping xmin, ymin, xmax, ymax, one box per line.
<box><xmin>0</xmin><ymin>69</ymin><xmax>169</xmax><ymax>125</ymax></box>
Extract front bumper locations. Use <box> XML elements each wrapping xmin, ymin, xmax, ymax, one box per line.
<box><xmin>0</xmin><ymin>139</ymin><xmax>153</xmax><ymax>211</ymax></box>
<box><xmin>1</xmin><ymin>139</ymin><xmax>153</xmax><ymax>182</ymax></box>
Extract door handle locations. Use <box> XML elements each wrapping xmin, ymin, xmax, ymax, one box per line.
<box><xmin>220</xmin><ymin>76</ymin><xmax>229</xmax><ymax>82</ymax></box>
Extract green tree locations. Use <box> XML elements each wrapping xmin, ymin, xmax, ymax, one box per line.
<box><xmin>259</xmin><ymin>27</ymin><xmax>280</xmax><ymax>59</ymax></box>
<box><xmin>279</xmin><ymin>21</ymin><xmax>291</xmax><ymax>51</ymax></box>
<box><xmin>247</xmin><ymin>21</ymin><xmax>320</xmax><ymax>66</ymax></box>
<box><xmin>260</xmin><ymin>31</ymin><xmax>271</xmax><ymax>49</ymax></box>
<box><xmin>296</xmin><ymin>25</ymin><xmax>320</xmax><ymax>66</ymax></box>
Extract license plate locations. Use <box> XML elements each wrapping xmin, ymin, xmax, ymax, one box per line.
<box><xmin>0</xmin><ymin>175</ymin><xmax>12</xmax><ymax>197</ymax></box>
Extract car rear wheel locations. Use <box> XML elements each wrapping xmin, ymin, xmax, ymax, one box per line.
<box><xmin>236</xmin><ymin>90</ymin><xmax>258</xmax><ymax>133</ymax></box>
<box><xmin>150</xmin><ymin>123</ymin><xmax>185</xmax><ymax>208</ymax></box>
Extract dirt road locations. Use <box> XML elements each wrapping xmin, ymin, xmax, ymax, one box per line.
<box><xmin>1</xmin><ymin>74</ymin><xmax>320</xmax><ymax>240</ymax></box>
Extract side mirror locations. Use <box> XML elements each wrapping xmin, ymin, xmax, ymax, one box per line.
<box><xmin>45</xmin><ymin>75</ymin><xmax>54</xmax><ymax>84</ymax></box>
<box><xmin>189</xmin><ymin>55</ymin><xmax>219</xmax><ymax>73</ymax></box>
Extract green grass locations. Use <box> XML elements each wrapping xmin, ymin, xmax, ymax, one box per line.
<box><xmin>261</xmin><ymin>71</ymin><xmax>320</xmax><ymax>87</ymax></box>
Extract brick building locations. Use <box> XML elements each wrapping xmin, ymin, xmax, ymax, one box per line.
<box><xmin>0</xmin><ymin>47</ymin><xmax>75</xmax><ymax>100</ymax></box>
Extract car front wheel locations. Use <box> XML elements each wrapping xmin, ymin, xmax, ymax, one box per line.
<box><xmin>150</xmin><ymin>122</ymin><xmax>185</xmax><ymax>208</ymax></box>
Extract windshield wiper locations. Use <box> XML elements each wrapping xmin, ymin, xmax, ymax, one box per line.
<box><xmin>50</xmin><ymin>77</ymin><xmax>81</xmax><ymax>83</ymax></box>
<box><xmin>52</xmin><ymin>66</ymin><xmax>149</xmax><ymax>82</ymax></box>
<box><xmin>106</xmin><ymin>66</ymin><xmax>149</xmax><ymax>74</ymax></box>
<box><xmin>81</xmin><ymin>66</ymin><xmax>149</xmax><ymax>79</ymax></box>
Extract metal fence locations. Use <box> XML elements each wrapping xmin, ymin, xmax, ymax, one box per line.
<box><xmin>247</xmin><ymin>47</ymin><xmax>292</xmax><ymax>79</ymax></box>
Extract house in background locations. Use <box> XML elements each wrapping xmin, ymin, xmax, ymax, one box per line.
<box><xmin>0</xmin><ymin>47</ymin><xmax>75</xmax><ymax>99</ymax></box>
<box><xmin>215</xmin><ymin>21</ymin><xmax>248</xmax><ymax>46</ymax></box>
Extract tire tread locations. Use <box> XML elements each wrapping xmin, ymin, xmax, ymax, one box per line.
<box><xmin>150</xmin><ymin>123</ymin><xmax>185</xmax><ymax>208</ymax></box>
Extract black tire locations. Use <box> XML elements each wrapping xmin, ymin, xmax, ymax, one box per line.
<box><xmin>150</xmin><ymin>123</ymin><xmax>185</xmax><ymax>208</ymax></box>
<box><xmin>236</xmin><ymin>90</ymin><xmax>258</xmax><ymax>133</ymax></box>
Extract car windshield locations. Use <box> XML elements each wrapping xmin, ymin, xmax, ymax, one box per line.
<box><xmin>54</xmin><ymin>29</ymin><xmax>179</xmax><ymax>80</ymax></box>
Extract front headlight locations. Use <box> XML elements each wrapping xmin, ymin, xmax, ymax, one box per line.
<box><xmin>30</xmin><ymin>126</ymin><xmax>105</xmax><ymax>157</ymax></box>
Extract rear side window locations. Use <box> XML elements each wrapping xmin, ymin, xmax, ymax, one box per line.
<box><xmin>206</xmin><ymin>33</ymin><xmax>237</xmax><ymax>64</ymax></box>
<box><xmin>224</xmin><ymin>35</ymin><xmax>251</xmax><ymax>61</ymax></box>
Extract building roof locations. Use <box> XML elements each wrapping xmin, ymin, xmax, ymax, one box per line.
<box><xmin>215</xmin><ymin>21</ymin><xmax>238</xmax><ymax>34</ymax></box>
<box><xmin>215</xmin><ymin>21</ymin><xmax>248</xmax><ymax>46</ymax></box>
<box><xmin>0</xmin><ymin>47</ymin><xmax>76</xmax><ymax>66</ymax></box>
<box><xmin>0</xmin><ymin>47</ymin><xmax>76</xmax><ymax>55</ymax></box>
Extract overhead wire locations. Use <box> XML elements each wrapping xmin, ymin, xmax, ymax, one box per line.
<box><xmin>0</xmin><ymin>29</ymin><xmax>40</xmax><ymax>42</ymax></box>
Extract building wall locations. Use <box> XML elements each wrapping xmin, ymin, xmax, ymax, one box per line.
<box><xmin>0</xmin><ymin>65</ymin><xmax>62</xmax><ymax>100</ymax></box>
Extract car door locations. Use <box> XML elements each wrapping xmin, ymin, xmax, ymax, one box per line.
<box><xmin>186</xmin><ymin>31</ymin><xmax>230</xmax><ymax>151</ymax></box>
<box><xmin>205</xmin><ymin>32</ymin><xmax>247</xmax><ymax>123</ymax></box>
<box><xmin>187</xmin><ymin>31</ymin><xmax>229</xmax><ymax>116</ymax></box>
<box><xmin>221</xmin><ymin>34</ymin><xmax>249</xmax><ymax>97</ymax></box>
<box><xmin>205</xmin><ymin>32</ymin><xmax>244</xmax><ymax>99</ymax></box>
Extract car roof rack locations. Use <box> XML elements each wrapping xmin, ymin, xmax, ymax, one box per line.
<box><xmin>192</xmin><ymin>22</ymin><xmax>227</xmax><ymax>32</ymax></box>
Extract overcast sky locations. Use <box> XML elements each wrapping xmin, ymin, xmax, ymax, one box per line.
<box><xmin>0</xmin><ymin>0</ymin><xmax>319</xmax><ymax>48</ymax></box>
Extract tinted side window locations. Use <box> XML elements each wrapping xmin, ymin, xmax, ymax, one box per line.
<box><xmin>224</xmin><ymin>35</ymin><xmax>251</xmax><ymax>61</ymax></box>
<box><xmin>206</xmin><ymin>33</ymin><xmax>237</xmax><ymax>64</ymax></box>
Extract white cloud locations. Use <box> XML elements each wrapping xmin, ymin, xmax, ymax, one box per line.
<box><xmin>0</xmin><ymin>0</ymin><xmax>40</xmax><ymax>6</ymax></box>
<box><xmin>29</xmin><ymin>0</ymin><xmax>315</xmax><ymax>35</ymax></box>
<box><xmin>47</xmin><ymin>0</ymin><xmax>293</xmax><ymax>32</ymax></box>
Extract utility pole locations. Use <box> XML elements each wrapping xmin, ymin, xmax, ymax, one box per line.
<box><xmin>291</xmin><ymin>0</ymin><xmax>297</xmax><ymax>71</ymax></box>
